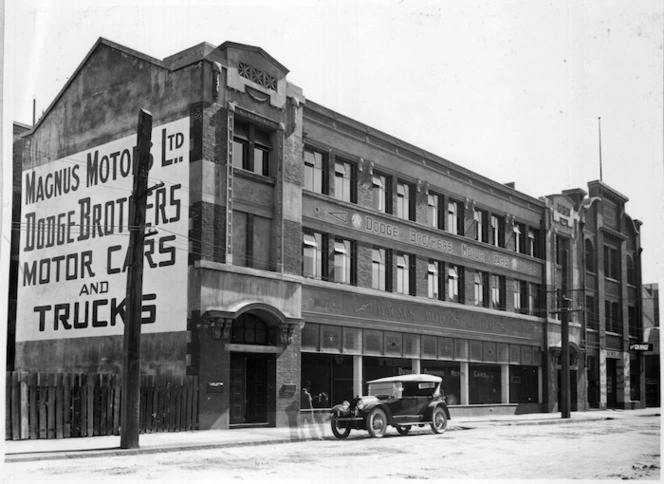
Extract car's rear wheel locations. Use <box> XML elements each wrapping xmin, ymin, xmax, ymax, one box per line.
<box><xmin>396</xmin><ymin>425</ymin><xmax>410</xmax><ymax>435</ymax></box>
<box><xmin>430</xmin><ymin>407</ymin><xmax>448</xmax><ymax>434</ymax></box>
<box><xmin>367</xmin><ymin>408</ymin><xmax>388</xmax><ymax>438</ymax></box>
<box><xmin>330</xmin><ymin>417</ymin><xmax>351</xmax><ymax>439</ymax></box>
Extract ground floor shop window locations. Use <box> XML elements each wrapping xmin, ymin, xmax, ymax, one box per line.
<box><xmin>469</xmin><ymin>363</ymin><xmax>501</xmax><ymax>404</ymax></box>
<box><xmin>509</xmin><ymin>365</ymin><xmax>538</xmax><ymax>403</ymax></box>
<box><xmin>363</xmin><ymin>357</ymin><xmax>412</xmax><ymax>394</ymax></box>
<box><xmin>421</xmin><ymin>360</ymin><xmax>461</xmax><ymax>405</ymax></box>
<box><xmin>301</xmin><ymin>353</ymin><xmax>353</xmax><ymax>407</ymax></box>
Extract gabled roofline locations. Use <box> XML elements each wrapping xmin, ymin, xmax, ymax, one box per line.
<box><xmin>218</xmin><ymin>41</ymin><xmax>289</xmax><ymax>74</ymax></box>
<box><xmin>28</xmin><ymin>37</ymin><xmax>167</xmax><ymax>134</ymax></box>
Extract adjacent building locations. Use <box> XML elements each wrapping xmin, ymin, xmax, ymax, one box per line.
<box><xmin>9</xmin><ymin>38</ymin><xmax>647</xmax><ymax>430</ymax></box>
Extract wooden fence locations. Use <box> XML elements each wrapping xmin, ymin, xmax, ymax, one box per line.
<box><xmin>5</xmin><ymin>372</ymin><xmax>199</xmax><ymax>440</ymax></box>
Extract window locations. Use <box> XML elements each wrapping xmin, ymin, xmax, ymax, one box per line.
<box><xmin>396</xmin><ymin>252</ymin><xmax>415</xmax><ymax>295</ymax></box>
<box><xmin>304</xmin><ymin>147</ymin><xmax>326</xmax><ymax>194</ymax></box>
<box><xmin>396</xmin><ymin>181</ymin><xmax>415</xmax><ymax>221</ymax></box>
<box><xmin>604</xmin><ymin>246</ymin><xmax>619</xmax><ymax>280</ymax></box>
<box><xmin>474</xmin><ymin>209</ymin><xmax>488</xmax><ymax>243</ymax></box>
<box><xmin>333</xmin><ymin>239</ymin><xmax>354</xmax><ymax>285</ymax></box>
<box><xmin>586</xmin><ymin>295</ymin><xmax>598</xmax><ymax>330</ymax></box>
<box><xmin>626</xmin><ymin>256</ymin><xmax>636</xmax><ymax>285</ymax></box>
<box><xmin>371</xmin><ymin>247</ymin><xmax>389</xmax><ymax>291</ymax></box>
<box><xmin>303</xmin><ymin>231</ymin><xmax>324</xmax><ymax>279</ymax></box>
<box><xmin>491</xmin><ymin>274</ymin><xmax>506</xmax><ymax>310</ymax></box>
<box><xmin>233</xmin><ymin>210</ymin><xmax>272</xmax><ymax>270</ymax></box>
<box><xmin>232</xmin><ymin>313</ymin><xmax>276</xmax><ymax>345</ymax></box>
<box><xmin>529</xmin><ymin>283</ymin><xmax>542</xmax><ymax>317</ymax></box>
<box><xmin>527</xmin><ymin>228</ymin><xmax>539</xmax><ymax>258</ymax></box>
<box><xmin>490</xmin><ymin>215</ymin><xmax>505</xmax><ymax>247</ymax></box>
<box><xmin>447</xmin><ymin>200</ymin><xmax>463</xmax><ymax>235</ymax></box>
<box><xmin>428</xmin><ymin>193</ymin><xmax>443</xmax><ymax>230</ymax></box>
<box><xmin>427</xmin><ymin>260</ymin><xmax>442</xmax><ymax>300</ymax></box>
<box><xmin>514</xmin><ymin>280</ymin><xmax>527</xmax><ymax>314</ymax></box>
<box><xmin>585</xmin><ymin>239</ymin><xmax>595</xmax><ymax>273</ymax></box>
<box><xmin>474</xmin><ymin>271</ymin><xmax>488</xmax><ymax>307</ymax></box>
<box><xmin>233</xmin><ymin>122</ymin><xmax>271</xmax><ymax>176</ymax></box>
<box><xmin>334</xmin><ymin>159</ymin><xmax>356</xmax><ymax>203</ymax></box>
<box><xmin>605</xmin><ymin>300</ymin><xmax>622</xmax><ymax>334</ymax></box>
<box><xmin>513</xmin><ymin>223</ymin><xmax>523</xmax><ymax>253</ymax></box>
<box><xmin>372</xmin><ymin>173</ymin><xmax>391</xmax><ymax>213</ymax></box>
<box><xmin>447</xmin><ymin>264</ymin><xmax>463</xmax><ymax>303</ymax></box>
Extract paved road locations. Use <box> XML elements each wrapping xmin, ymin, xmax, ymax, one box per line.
<box><xmin>3</xmin><ymin>412</ymin><xmax>660</xmax><ymax>482</ymax></box>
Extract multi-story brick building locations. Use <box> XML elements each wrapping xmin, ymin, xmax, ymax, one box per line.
<box><xmin>545</xmin><ymin>183</ymin><xmax>646</xmax><ymax>411</ymax></box>
<box><xmin>9</xmin><ymin>38</ymin><xmax>644</xmax><ymax>430</ymax></box>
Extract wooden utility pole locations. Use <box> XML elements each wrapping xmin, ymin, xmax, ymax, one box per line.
<box><xmin>560</xmin><ymin>248</ymin><xmax>571</xmax><ymax>419</ymax></box>
<box><xmin>121</xmin><ymin>109</ymin><xmax>153</xmax><ymax>449</ymax></box>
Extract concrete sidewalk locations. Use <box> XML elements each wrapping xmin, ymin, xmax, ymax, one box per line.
<box><xmin>4</xmin><ymin>408</ymin><xmax>659</xmax><ymax>463</ymax></box>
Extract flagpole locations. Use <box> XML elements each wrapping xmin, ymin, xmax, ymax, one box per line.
<box><xmin>598</xmin><ymin>117</ymin><xmax>603</xmax><ymax>181</ymax></box>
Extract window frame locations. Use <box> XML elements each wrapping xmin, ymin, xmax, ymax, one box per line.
<box><xmin>333</xmin><ymin>158</ymin><xmax>357</xmax><ymax>203</ymax></box>
<box><xmin>303</xmin><ymin>146</ymin><xmax>327</xmax><ymax>194</ymax></box>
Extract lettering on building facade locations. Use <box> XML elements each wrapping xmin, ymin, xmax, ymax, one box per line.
<box><xmin>17</xmin><ymin>118</ymin><xmax>190</xmax><ymax>342</ymax></box>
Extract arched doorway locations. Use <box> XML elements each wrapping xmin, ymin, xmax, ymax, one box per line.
<box><xmin>229</xmin><ymin>312</ymin><xmax>278</xmax><ymax>426</ymax></box>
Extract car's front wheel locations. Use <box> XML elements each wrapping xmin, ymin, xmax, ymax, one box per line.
<box><xmin>366</xmin><ymin>408</ymin><xmax>388</xmax><ymax>438</ymax></box>
<box><xmin>396</xmin><ymin>425</ymin><xmax>410</xmax><ymax>435</ymax></box>
<box><xmin>330</xmin><ymin>417</ymin><xmax>351</xmax><ymax>439</ymax></box>
<box><xmin>430</xmin><ymin>407</ymin><xmax>448</xmax><ymax>434</ymax></box>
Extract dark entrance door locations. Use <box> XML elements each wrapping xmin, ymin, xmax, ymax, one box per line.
<box><xmin>230</xmin><ymin>353</ymin><xmax>270</xmax><ymax>425</ymax></box>
<box><xmin>607</xmin><ymin>358</ymin><xmax>618</xmax><ymax>408</ymax></box>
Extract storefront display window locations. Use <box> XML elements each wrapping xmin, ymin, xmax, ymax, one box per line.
<box><xmin>509</xmin><ymin>365</ymin><xmax>538</xmax><ymax>403</ymax></box>
<box><xmin>301</xmin><ymin>353</ymin><xmax>353</xmax><ymax>407</ymax></box>
<box><xmin>469</xmin><ymin>363</ymin><xmax>501</xmax><ymax>404</ymax></box>
<box><xmin>421</xmin><ymin>361</ymin><xmax>461</xmax><ymax>405</ymax></box>
<box><xmin>363</xmin><ymin>357</ymin><xmax>411</xmax><ymax>394</ymax></box>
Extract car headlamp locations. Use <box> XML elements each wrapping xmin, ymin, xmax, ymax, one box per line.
<box><xmin>356</xmin><ymin>398</ymin><xmax>367</xmax><ymax>411</ymax></box>
<box><xmin>340</xmin><ymin>400</ymin><xmax>350</xmax><ymax>412</ymax></box>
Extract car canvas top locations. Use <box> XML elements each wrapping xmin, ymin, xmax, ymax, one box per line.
<box><xmin>367</xmin><ymin>374</ymin><xmax>442</xmax><ymax>384</ymax></box>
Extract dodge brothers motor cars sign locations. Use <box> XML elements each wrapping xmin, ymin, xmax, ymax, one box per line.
<box><xmin>16</xmin><ymin>118</ymin><xmax>189</xmax><ymax>342</ymax></box>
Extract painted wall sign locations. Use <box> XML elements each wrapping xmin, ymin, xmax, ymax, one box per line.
<box><xmin>307</xmin><ymin>199</ymin><xmax>542</xmax><ymax>278</ymax></box>
<box><xmin>16</xmin><ymin>118</ymin><xmax>190</xmax><ymax>342</ymax></box>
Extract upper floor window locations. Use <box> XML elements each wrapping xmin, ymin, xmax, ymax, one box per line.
<box><xmin>304</xmin><ymin>147</ymin><xmax>327</xmax><ymax>194</ymax></box>
<box><xmin>474</xmin><ymin>271</ymin><xmax>488</xmax><ymax>307</ymax></box>
<box><xmin>491</xmin><ymin>274</ymin><xmax>506</xmax><ymax>310</ymax></box>
<box><xmin>528</xmin><ymin>228</ymin><xmax>539</xmax><ymax>258</ymax></box>
<box><xmin>428</xmin><ymin>193</ymin><xmax>443</xmax><ymax>230</ymax></box>
<box><xmin>514</xmin><ymin>280</ymin><xmax>527</xmax><ymax>314</ymax></box>
<box><xmin>490</xmin><ymin>215</ymin><xmax>505</xmax><ymax>248</ymax></box>
<box><xmin>233</xmin><ymin>122</ymin><xmax>271</xmax><ymax>176</ymax></box>
<box><xmin>514</xmin><ymin>223</ymin><xmax>525</xmax><ymax>254</ymax></box>
<box><xmin>604</xmin><ymin>246</ymin><xmax>619</xmax><ymax>280</ymax></box>
<box><xmin>303</xmin><ymin>231</ymin><xmax>324</xmax><ymax>279</ymax></box>
<box><xmin>556</xmin><ymin>236</ymin><xmax>569</xmax><ymax>266</ymax></box>
<box><xmin>586</xmin><ymin>295</ymin><xmax>598</xmax><ymax>330</ymax></box>
<box><xmin>447</xmin><ymin>199</ymin><xmax>463</xmax><ymax>236</ymax></box>
<box><xmin>626</xmin><ymin>256</ymin><xmax>636</xmax><ymax>285</ymax></box>
<box><xmin>396</xmin><ymin>181</ymin><xmax>415</xmax><ymax>221</ymax></box>
<box><xmin>585</xmin><ymin>239</ymin><xmax>595</xmax><ymax>273</ymax></box>
<box><xmin>334</xmin><ymin>159</ymin><xmax>356</xmax><ymax>203</ymax></box>
<box><xmin>333</xmin><ymin>238</ymin><xmax>354</xmax><ymax>285</ymax></box>
<box><xmin>529</xmin><ymin>283</ymin><xmax>542</xmax><ymax>317</ymax></box>
<box><xmin>474</xmin><ymin>209</ymin><xmax>488</xmax><ymax>243</ymax></box>
<box><xmin>427</xmin><ymin>260</ymin><xmax>442</xmax><ymax>300</ymax></box>
<box><xmin>372</xmin><ymin>172</ymin><xmax>391</xmax><ymax>213</ymax></box>
<box><xmin>396</xmin><ymin>252</ymin><xmax>415</xmax><ymax>295</ymax></box>
<box><xmin>605</xmin><ymin>300</ymin><xmax>622</xmax><ymax>334</ymax></box>
<box><xmin>233</xmin><ymin>211</ymin><xmax>272</xmax><ymax>271</ymax></box>
<box><xmin>628</xmin><ymin>305</ymin><xmax>640</xmax><ymax>338</ymax></box>
<box><xmin>447</xmin><ymin>264</ymin><xmax>463</xmax><ymax>303</ymax></box>
<box><xmin>371</xmin><ymin>247</ymin><xmax>389</xmax><ymax>291</ymax></box>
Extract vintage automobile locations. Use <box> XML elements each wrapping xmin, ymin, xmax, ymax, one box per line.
<box><xmin>329</xmin><ymin>374</ymin><xmax>451</xmax><ymax>439</ymax></box>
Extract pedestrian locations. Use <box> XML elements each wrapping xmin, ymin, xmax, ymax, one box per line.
<box><xmin>301</xmin><ymin>380</ymin><xmax>319</xmax><ymax>438</ymax></box>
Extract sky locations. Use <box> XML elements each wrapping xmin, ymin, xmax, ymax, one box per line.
<box><xmin>5</xmin><ymin>0</ymin><xmax>664</xmax><ymax>287</ymax></box>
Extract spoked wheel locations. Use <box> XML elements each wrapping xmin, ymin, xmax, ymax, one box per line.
<box><xmin>330</xmin><ymin>417</ymin><xmax>351</xmax><ymax>439</ymax></box>
<box><xmin>396</xmin><ymin>425</ymin><xmax>411</xmax><ymax>435</ymax></box>
<box><xmin>367</xmin><ymin>408</ymin><xmax>388</xmax><ymax>438</ymax></box>
<box><xmin>430</xmin><ymin>407</ymin><xmax>448</xmax><ymax>434</ymax></box>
